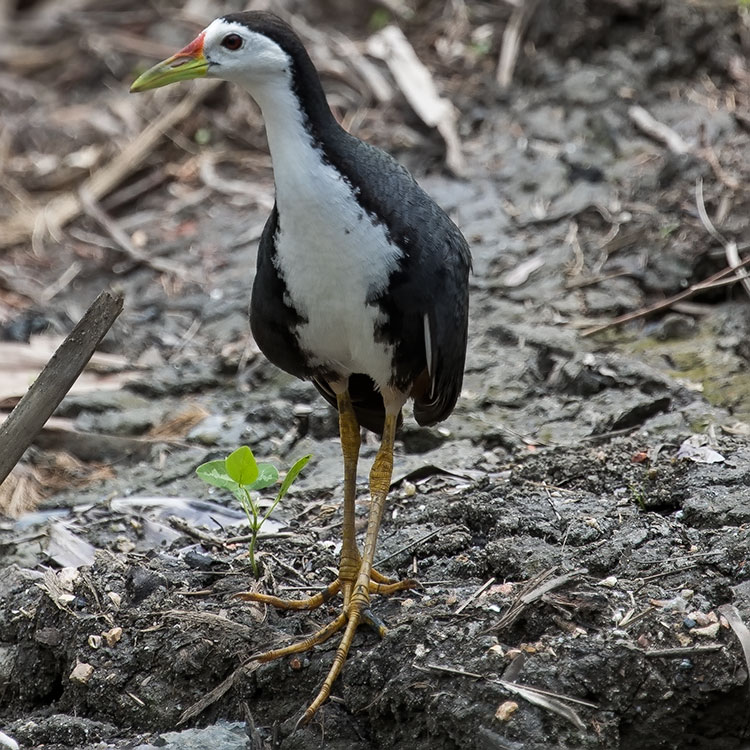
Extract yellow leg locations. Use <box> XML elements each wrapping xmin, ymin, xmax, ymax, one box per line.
<box><xmin>236</xmin><ymin>391</ymin><xmax>363</xmax><ymax>608</ymax></box>
<box><xmin>238</xmin><ymin>392</ymin><xmax>406</xmax><ymax>610</ymax></box>
<box><xmin>298</xmin><ymin>411</ymin><xmax>399</xmax><ymax>726</ymax></box>
<box><xmin>241</xmin><ymin>393</ymin><xmax>414</xmax><ymax>727</ymax></box>
<box><xmin>236</xmin><ymin>575</ymin><xmax>412</xmax><ymax>611</ymax></box>
<box><xmin>337</xmin><ymin>390</ymin><xmax>362</xmax><ymax>606</ymax></box>
<box><xmin>252</xmin><ymin>612</ymin><xmax>348</xmax><ymax>662</ymax></box>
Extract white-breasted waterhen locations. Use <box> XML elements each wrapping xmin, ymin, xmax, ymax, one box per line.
<box><xmin>131</xmin><ymin>11</ymin><xmax>470</xmax><ymax>725</ymax></box>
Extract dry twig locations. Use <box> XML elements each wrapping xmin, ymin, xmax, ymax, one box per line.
<box><xmin>695</xmin><ymin>177</ymin><xmax>750</xmax><ymax>299</ymax></box>
<box><xmin>629</xmin><ymin>105</ymin><xmax>739</xmax><ymax>189</ymax></box>
<box><xmin>79</xmin><ymin>189</ymin><xmax>191</xmax><ymax>278</ymax></box>
<box><xmin>167</xmin><ymin>516</ymin><xmax>226</xmax><ymax>548</ymax></box>
<box><xmin>495</xmin><ymin>568</ymin><xmax>587</xmax><ymax>630</ymax></box>
<box><xmin>717</xmin><ymin>604</ymin><xmax>750</xmax><ymax>682</ymax></box>
<box><xmin>582</xmin><ymin>253</ymin><xmax>750</xmax><ymax>337</ymax></box>
<box><xmin>629</xmin><ymin>105</ymin><xmax>691</xmax><ymax>154</ymax></box>
<box><xmin>496</xmin><ymin>0</ymin><xmax>542</xmax><ymax>89</ymax></box>
<box><xmin>0</xmin><ymin>85</ymin><xmax>219</xmax><ymax>249</ymax></box>
<box><xmin>179</xmin><ymin>660</ymin><xmax>260</xmax><ymax>724</ymax></box>
<box><xmin>0</xmin><ymin>290</ymin><xmax>124</xmax><ymax>488</ymax></box>
<box><xmin>367</xmin><ymin>25</ymin><xmax>465</xmax><ymax>175</ymax></box>
<box><xmin>455</xmin><ymin>576</ymin><xmax>495</xmax><ymax>614</ymax></box>
<box><xmin>417</xmin><ymin>662</ymin><xmax>594</xmax><ymax>729</ymax></box>
<box><xmin>375</xmin><ymin>524</ymin><xmax>464</xmax><ymax>567</ymax></box>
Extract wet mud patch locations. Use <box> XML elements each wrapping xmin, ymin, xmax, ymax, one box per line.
<box><xmin>3</xmin><ymin>425</ymin><xmax>750</xmax><ymax>748</ymax></box>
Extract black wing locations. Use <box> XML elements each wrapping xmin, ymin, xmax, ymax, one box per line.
<box><xmin>249</xmin><ymin>207</ymin><xmax>311</xmax><ymax>381</ymax></box>
<box><xmin>325</xmin><ymin>135</ymin><xmax>471</xmax><ymax>427</ymax></box>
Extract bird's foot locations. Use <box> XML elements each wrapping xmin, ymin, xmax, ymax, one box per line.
<box><xmin>240</xmin><ymin>566</ymin><xmax>417</xmax><ymax>726</ymax></box>
<box><xmin>234</xmin><ymin>566</ymin><xmax>414</xmax><ymax>614</ymax></box>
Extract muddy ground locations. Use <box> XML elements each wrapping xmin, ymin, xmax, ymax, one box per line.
<box><xmin>2</xmin><ymin>0</ymin><xmax>750</xmax><ymax>748</ymax></box>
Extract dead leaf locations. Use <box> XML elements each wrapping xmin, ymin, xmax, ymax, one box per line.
<box><xmin>501</xmin><ymin>255</ymin><xmax>546</xmax><ymax>287</ymax></box>
<box><xmin>677</xmin><ymin>437</ymin><xmax>724</xmax><ymax>464</ymax></box>
<box><xmin>367</xmin><ymin>26</ymin><xmax>464</xmax><ymax>174</ymax></box>
<box><xmin>0</xmin><ymin>335</ymin><xmax>136</xmax><ymax>405</ymax></box>
<box><xmin>47</xmin><ymin>521</ymin><xmax>96</xmax><ymax>568</ymax></box>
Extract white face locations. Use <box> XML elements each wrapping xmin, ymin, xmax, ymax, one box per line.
<box><xmin>202</xmin><ymin>19</ymin><xmax>291</xmax><ymax>86</ymax></box>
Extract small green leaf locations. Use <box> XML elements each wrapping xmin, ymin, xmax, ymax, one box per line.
<box><xmin>194</xmin><ymin>127</ymin><xmax>211</xmax><ymax>145</ymax></box>
<box><xmin>369</xmin><ymin>8</ymin><xmax>391</xmax><ymax>30</ymax></box>
<box><xmin>246</xmin><ymin>463</ymin><xmax>279</xmax><ymax>491</ymax></box>
<box><xmin>226</xmin><ymin>446</ymin><xmax>259</xmax><ymax>487</ymax></box>
<box><xmin>196</xmin><ymin>460</ymin><xmax>239</xmax><ymax>492</ymax></box>
<box><xmin>276</xmin><ymin>455</ymin><xmax>311</xmax><ymax>502</ymax></box>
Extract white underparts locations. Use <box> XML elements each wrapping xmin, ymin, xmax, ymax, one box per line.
<box><xmin>249</xmin><ymin>78</ymin><xmax>403</xmax><ymax>391</ymax></box>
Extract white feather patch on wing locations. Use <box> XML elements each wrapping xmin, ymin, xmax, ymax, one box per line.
<box><xmin>424</xmin><ymin>311</ymin><xmax>436</xmax><ymax>398</ymax></box>
<box><xmin>423</xmin><ymin>312</ymin><xmax>432</xmax><ymax>377</ymax></box>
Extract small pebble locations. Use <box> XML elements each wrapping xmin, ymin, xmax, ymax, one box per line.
<box><xmin>70</xmin><ymin>662</ymin><xmax>95</xmax><ymax>684</ymax></box>
<box><xmin>107</xmin><ymin>592</ymin><xmax>122</xmax><ymax>609</ymax></box>
<box><xmin>495</xmin><ymin>701</ymin><xmax>518</xmax><ymax>722</ymax></box>
<box><xmin>116</xmin><ymin>538</ymin><xmax>136</xmax><ymax>553</ymax></box>
<box><xmin>103</xmin><ymin>627</ymin><xmax>123</xmax><ymax>647</ymax></box>
<box><xmin>692</xmin><ymin>623</ymin><xmax>720</xmax><ymax>638</ymax></box>
<box><xmin>687</xmin><ymin>610</ymin><xmax>713</xmax><ymax>627</ymax></box>
<box><xmin>184</xmin><ymin>550</ymin><xmax>215</xmax><ymax>570</ymax></box>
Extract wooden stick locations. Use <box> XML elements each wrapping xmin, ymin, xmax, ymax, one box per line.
<box><xmin>0</xmin><ymin>290</ymin><xmax>124</xmax><ymax>487</ymax></box>
<box><xmin>695</xmin><ymin>177</ymin><xmax>750</xmax><ymax>298</ymax></box>
<box><xmin>581</xmin><ymin>253</ymin><xmax>750</xmax><ymax>337</ymax></box>
<box><xmin>455</xmin><ymin>576</ymin><xmax>495</xmax><ymax>614</ymax></box>
<box><xmin>496</xmin><ymin>0</ymin><xmax>542</xmax><ymax>89</ymax></box>
<box><xmin>629</xmin><ymin>105</ymin><xmax>690</xmax><ymax>154</ymax></box>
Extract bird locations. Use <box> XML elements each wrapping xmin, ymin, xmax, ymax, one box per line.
<box><xmin>131</xmin><ymin>11</ymin><xmax>470</xmax><ymax>725</ymax></box>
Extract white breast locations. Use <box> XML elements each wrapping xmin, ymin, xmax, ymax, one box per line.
<box><xmin>273</xmin><ymin>158</ymin><xmax>401</xmax><ymax>389</ymax></box>
<box><xmin>253</xmin><ymin>84</ymin><xmax>403</xmax><ymax>390</ymax></box>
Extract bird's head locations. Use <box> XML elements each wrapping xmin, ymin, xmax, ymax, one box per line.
<box><xmin>130</xmin><ymin>14</ymin><xmax>293</xmax><ymax>93</ymax></box>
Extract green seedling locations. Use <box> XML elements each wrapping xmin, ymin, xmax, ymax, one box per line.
<box><xmin>629</xmin><ymin>482</ymin><xmax>647</xmax><ymax>511</ymax></box>
<box><xmin>196</xmin><ymin>446</ymin><xmax>310</xmax><ymax>577</ymax></box>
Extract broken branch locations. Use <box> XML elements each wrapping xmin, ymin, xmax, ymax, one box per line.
<box><xmin>0</xmin><ymin>290</ymin><xmax>124</xmax><ymax>488</ymax></box>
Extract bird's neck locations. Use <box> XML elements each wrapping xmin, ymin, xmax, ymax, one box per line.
<box><xmin>247</xmin><ymin>74</ymin><xmax>344</xmax><ymax>213</ymax></box>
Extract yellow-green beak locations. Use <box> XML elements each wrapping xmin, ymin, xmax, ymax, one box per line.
<box><xmin>130</xmin><ymin>31</ymin><xmax>209</xmax><ymax>93</ymax></box>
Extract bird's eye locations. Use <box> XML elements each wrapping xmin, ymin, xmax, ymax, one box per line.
<box><xmin>221</xmin><ymin>33</ymin><xmax>243</xmax><ymax>51</ymax></box>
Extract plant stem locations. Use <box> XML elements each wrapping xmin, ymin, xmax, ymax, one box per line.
<box><xmin>240</xmin><ymin>487</ymin><xmax>262</xmax><ymax>578</ymax></box>
<box><xmin>249</xmin><ymin>528</ymin><xmax>259</xmax><ymax>577</ymax></box>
